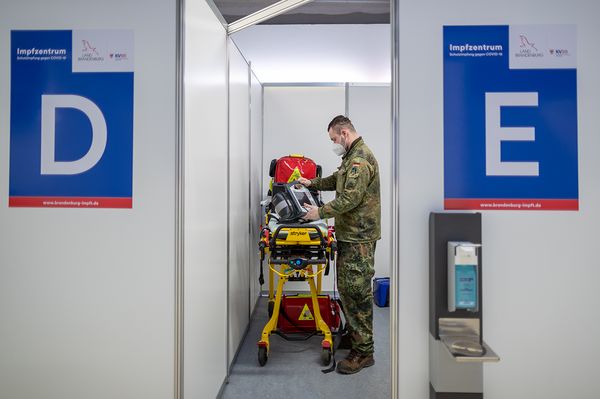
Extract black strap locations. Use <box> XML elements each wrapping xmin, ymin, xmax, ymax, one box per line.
<box><xmin>321</xmin><ymin>334</ymin><xmax>340</xmax><ymax>374</ymax></box>
<box><xmin>321</xmin><ymin>298</ymin><xmax>348</xmax><ymax>374</ymax></box>
<box><xmin>258</xmin><ymin>258</ymin><xmax>264</xmax><ymax>286</ymax></box>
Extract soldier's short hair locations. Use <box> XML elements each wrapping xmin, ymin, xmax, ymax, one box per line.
<box><xmin>327</xmin><ymin>115</ymin><xmax>356</xmax><ymax>134</ymax></box>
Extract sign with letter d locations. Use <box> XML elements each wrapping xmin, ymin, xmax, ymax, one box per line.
<box><xmin>10</xmin><ymin>30</ymin><xmax>134</xmax><ymax>208</ymax></box>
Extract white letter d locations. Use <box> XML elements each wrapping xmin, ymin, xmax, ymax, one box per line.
<box><xmin>41</xmin><ymin>94</ymin><xmax>107</xmax><ymax>175</ymax></box>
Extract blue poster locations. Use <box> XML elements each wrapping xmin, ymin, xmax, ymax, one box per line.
<box><xmin>444</xmin><ymin>25</ymin><xmax>578</xmax><ymax>211</ymax></box>
<box><xmin>10</xmin><ymin>30</ymin><xmax>134</xmax><ymax>208</ymax></box>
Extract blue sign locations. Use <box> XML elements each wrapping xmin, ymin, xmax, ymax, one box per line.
<box><xmin>10</xmin><ymin>30</ymin><xmax>134</xmax><ymax>208</ymax></box>
<box><xmin>444</xmin><ymin>25</ymin><xmax>578</xmax><ymax>211</ymax></box>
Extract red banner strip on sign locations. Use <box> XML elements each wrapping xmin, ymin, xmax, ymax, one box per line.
<box><xmin>9</xmin><ymin>197</ymin><xmax>132</xmax><ymax>209</ymax></box>
<box><xmin>445</xmin><ymin>199</ymin><xmax>578</xmax><ymax>211</ymax></box>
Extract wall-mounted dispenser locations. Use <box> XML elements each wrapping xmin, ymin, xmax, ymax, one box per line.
<box><xmin>429</xmin><ymin>213</ymin><xmax>499</xmax><ymax>399</ymax></box>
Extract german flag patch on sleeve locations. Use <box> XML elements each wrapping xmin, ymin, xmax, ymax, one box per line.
<box><xmin>349</xmin><ymin>162</ymin><xmax>362</xmax><ymax>177</ymax></box>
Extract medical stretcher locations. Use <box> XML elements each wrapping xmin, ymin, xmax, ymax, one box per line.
<box><xmin>257</xmin><ymin>155</ymin><xmax>340</xmax><ymax>367</ymax></box>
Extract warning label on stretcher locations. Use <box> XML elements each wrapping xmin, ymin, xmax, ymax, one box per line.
<box><xmin>298</xmin><ymin>304</ymin><xmax>314</xmax><ymax>321</ymax></box>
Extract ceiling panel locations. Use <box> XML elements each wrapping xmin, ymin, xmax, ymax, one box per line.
<box><xmin>212</xmin><ymin>0</ymin><xmax>390</xmax><ymax>24</ymax></box>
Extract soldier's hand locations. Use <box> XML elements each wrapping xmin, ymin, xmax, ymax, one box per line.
<box><xmin>303</xmin><ymin>204</ymin><xmax>320</xmax><ymax>221</ymax></box>
<box><xmin>297</xmin><ymin>177</ymin><xmax>311</xmax><ymax>187</ymax></box>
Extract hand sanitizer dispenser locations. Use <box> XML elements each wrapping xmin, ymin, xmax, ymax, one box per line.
<box><xmin>429</xmin><ymin>213</ymin><xmax>499</xmax><ymax>399</ymax></box>
<box><xmin>448</xmin><ymin>242</ymin><xmax>480</xmax><ymax>312</ymax></box>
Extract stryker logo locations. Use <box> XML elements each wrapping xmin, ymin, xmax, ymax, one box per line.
<box><xmin>41</xmin><ymin>94</ymin><xmax>107</xmax><ymax>175</ymax></box>
<box><xmin>16</xmin><ymin>47</ymin><xmax>67</xmax><ymax>56</ymax></box>
<box><xmin>449</xmin><ymin>44</ymin><xmax>504</xmax><ymax>52</ymax></box>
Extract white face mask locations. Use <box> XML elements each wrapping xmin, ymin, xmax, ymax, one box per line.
<box><xmin>332</xmin><ymin>143</ymin><xmax>346</xmax><ymax>156</ymax></box>
<box><xmin>332</xmin><ymin>135</ymin><xmax>347</xmax><ymax>156</ymax></box>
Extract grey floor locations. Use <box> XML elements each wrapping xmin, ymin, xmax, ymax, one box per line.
<box><xmin>221</xmin><ymin>295</ymin><xmax>391</xmax><ymax>399</ymax></box>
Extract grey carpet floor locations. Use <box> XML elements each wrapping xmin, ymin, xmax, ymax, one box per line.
<box><xmin>221</xmin><ymin>295</ymin><xmax>391</xmax><ymax>399</ymax></box>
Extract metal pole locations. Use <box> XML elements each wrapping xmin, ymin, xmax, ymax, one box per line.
<box><xmin>390</xmin><ymin>0</ymin><xmax>401</xmax><ymax>398</ymax></box>
<box><xmin>344</xmin><ymin>82</ymin><xmax>350</xmax><ymax>117</ymax></box>
<box><xmin>248</xmin><ymin>61</ymin><xmax>253</xmax><ymax>320</ymax></box>
<box><xmin>174</xmin><ymin>0</ymin><xmax>185</xmax><ymax>398</ymax></box>
<box><xmin>226</xmin><ymin>37</ymin><xmax>232</xmax><ymax>382</ymax></box>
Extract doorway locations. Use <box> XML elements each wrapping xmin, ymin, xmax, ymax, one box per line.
<box><xmin>216</xmin><ymin>1</ymin><xmax>399</xmax><ymax>398</ymax></box>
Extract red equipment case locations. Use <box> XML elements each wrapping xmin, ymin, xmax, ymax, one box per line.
<box><xmin>277</xmin><ymin>294</ymin><xmax>341</xmax><ymax>333</ymax></box>
<box><xmin>270</xmin><ymin>155</ymin><xmax>319</xmax><ymax>183</ymax></box>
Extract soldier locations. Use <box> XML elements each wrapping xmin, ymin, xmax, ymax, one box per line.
<box><xmin>299</xmin><ymin>115</ymin><xmax>381</xmax><ymax>375</ymax></box>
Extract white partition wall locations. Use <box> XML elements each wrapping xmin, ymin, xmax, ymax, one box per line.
<box><xmin>249</xmin><ymin>73</ymin><xmax>263</xmax><ymax>314</ymax></box>
<box><xmin>228</xmin><ymin>39</ymin><xmax>251</xmax><ymax>366</ymax></box>
<box><xmin>263</xmin><ymin>85</ymin><xmax>345</xmax><ymax>292</ymax></box>
<box><xmin>397</xmin><ymin>1</ymin><xmax>600</xmax><ymax>398</ymax></box>
<box><xmin>348</xmin><ymin>85</ymin><xmax>392</xmax><ymax>280</ymax></box>
<box><xmin>183</xmin><ymin>1</ymin><xmax>228</xmax><ymax>398</ymax></box>
<box><xmin>262</xmin><ymin>85</ymin><xmax>392</xmax><ymax>292</ymax></box>
<box><xmin>0</xmin><ymin>1</ymin><xmax>177</xmax><ymax>399</ymax></box>
<box><xmin>1</xmin><ymin>1</ymin><xmax>282</xmax><ymax>399</ymax></box>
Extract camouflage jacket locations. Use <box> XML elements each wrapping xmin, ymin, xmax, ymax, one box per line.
<box><xmin>310</xmin><ymin>137</ymin><xmax>381</xmax><ymax>243</ymax></box>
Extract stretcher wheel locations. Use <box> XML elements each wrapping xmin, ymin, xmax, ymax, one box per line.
<box><xmin>258</xmin><ymin>346</ymin><xmax>268</xmax><ymax>366</ymax></box>
<box><xmin>267</xmin><ymin>301</ymin><xmax>274</xmax><ymax>318</ymax></box>
<box><xmin>321</xmin><ymin>348</ymin><xmax>332</xmax><ymax>366</ymax></box>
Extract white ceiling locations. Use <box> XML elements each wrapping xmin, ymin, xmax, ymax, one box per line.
<box><xmin>213</xmin><ymin>0</ymin><xmax>390</xmax><ymax>24</ymax></box>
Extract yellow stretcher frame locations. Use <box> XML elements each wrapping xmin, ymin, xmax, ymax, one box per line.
<box><xmin>257</xmin><ymin>221</ymin><xmax>336</xmax><ymax>367</ymax></box>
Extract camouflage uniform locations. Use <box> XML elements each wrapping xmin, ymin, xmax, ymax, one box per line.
<box><xmin>310</xmin><ymin>137</ymin><xmax>381</xmax><ymax>355</ymax></box>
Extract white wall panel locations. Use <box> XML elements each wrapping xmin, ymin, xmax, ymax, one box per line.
<box><xmin>250</xmin><ymin>73</ymin><xmax>263</xmax><ymax>314</ymax></box>
<box><xmin>183</xmin><ymin>1</ymin><xmax>228</xmax><ymax>398</ymax></box>
<box><xmin>228</xmin><ymin>40</ymin><xmax>250</xmax><ymax>365</ymax></box>
<box><xmin>348</xmin><ymin>85</ymin><xmax>391</xmax><ymax>279</ymax></box>
<box><xmin>397</xmin><ymin>1</ymin><xmax>600</xmax><ymax>399</ymax></box>
<box><xmin>263</xmin><ymin>86</ymin><xmax>345</xmax><ymax>292</ymax></box>
<box><xmin>0</xmin><ymin>1</ymin><xmax>176</xmax><ymax>399</ymax></box>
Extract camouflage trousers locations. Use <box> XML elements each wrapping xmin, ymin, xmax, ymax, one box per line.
<box><xmin>336</xmin><ymin>240</ymin><xmax>376</xmax><ymax>355</ymax></box>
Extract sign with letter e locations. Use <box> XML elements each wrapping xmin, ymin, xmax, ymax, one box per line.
<box><xmin>444</xmin><ymin>25</ymin><xmax>578</xmax><ymax>211</ymax></box>
<box><xmin>10</xmin><ymin>30</ymin><xmax>134</xmax><ymax>208</ymax></box>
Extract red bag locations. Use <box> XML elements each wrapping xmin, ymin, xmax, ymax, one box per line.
<box><xmin>270</xmin><ymin>154</ymin><xmax>319</xmax><ymax>184</ymax></box>
<box><xmin>277</xmin><ymin>294</ymin><xmax>341</xmax><ymax>333</ymax></box>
